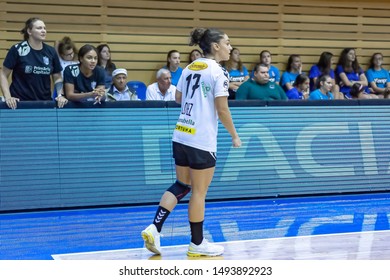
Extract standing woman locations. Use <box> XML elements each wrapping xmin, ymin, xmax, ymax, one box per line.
<box><xmin>0</xmin><ymin>17</ymin><xmax>67</xmax><ymax>109</ymax></box>
<box><xmin>142</xmin><ymin>28</ymin><xmax>241</xmax><ymax>257</ymax></box>
<box><xmin>97</xmin><ymin>44</ymin><xmax>116</xmax><ymax>88</ymax></box>
<box><xmin>63</xmin><ymin>44</ymin><xmax>106</xmax><ymax>103</ymax></box>
<box><xmin>55</xmin><ymin>36</ymin><xmax>78</xmax><ymax>77</ymax></box>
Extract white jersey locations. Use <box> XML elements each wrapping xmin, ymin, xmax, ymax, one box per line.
<box><xmin>172</xmin><ymin>58</ymin><xmax>229</xmax><ymax>152</ymax></box>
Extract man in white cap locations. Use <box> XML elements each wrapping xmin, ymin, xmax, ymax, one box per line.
<box><xmin>146</xmin><ymin>68</ymin><xmax>176</xmax><ymax>101</ymax></box>
<box><xmin>106</xmin><ymin>68</ymin><xmax>139</xmax><ymax>101</ymax></box>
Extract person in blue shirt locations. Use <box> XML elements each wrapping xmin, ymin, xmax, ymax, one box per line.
<box><xmin>63</xmin><ymin>44</ymin><xmax>106</xmax><ymax>104</ymax></box>
<box><xmin>164</xmin><ymin>50</ymin><xmax>183</xmax><ymax>86</ymax></box>
<box><xmin>0</xmin><ymin>17</ymin><xmax>67</xmax><ymax>109</ymax></box>
<box><xmin>281</xmin><ymin>54</ymin><xmax>302</xmax><ymax>92</ymax></box>
<box><xmin>365</xmin><ymin>52</ymin><xmax>390</xmax><ymax>98</ymax></box>
<box><xmin>286</xmin><ymin>74</ymin><xmax>310</xmax><ymax>100</ymax></box>
<box><xmin>309</xmin><ymin>74</ymin><xmax>334</xmax><ymax>100</ymax></box>
<box><xmin>335</xmin><ymin>48</ymin><xmax>377</xmax><ymax>99</ymax></box>
<box><xmin>222</xmin><ymin>47</ymin><xmax>249</xmax><ymax>99</ymax></box>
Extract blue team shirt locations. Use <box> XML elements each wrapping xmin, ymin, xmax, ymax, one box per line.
<box><xmin>63</xmin><ymin>64</ymin><xmax>105</xmax><ymax>101</ymax></box>
<box><xmin>309</xmin><ymin>89</ymin><xmax>334</xmax><ymax>100</ymax></box>
<box><xmin>365</xmin><ymin>68</ymin><xmax>390</xmax><ymax>89</ymax></box>
<box><xmin>335</xmin><ymin>65</ymin><xmax>365</xmax><ymax>97</ymax></box>
<box><xmin>309</xmin><ymin>65</ymin><xmax>335</xmax><ymax>91</ymax></box>
<box><xmin>166</xmin><ymin>66</ymin><xmax>183</xmax><ymax>86</ymax></box>
<box><xmin>229</xmin><ymin>66</ymin><xmax>249</xmax><ymax>83</ymax></box>
<box><xmin>281</xmin><ymin>71</ymin><xmax>299</xmax><ymax>91</ymax></box>
<box><xmin>3</xmin><ymin>41</ymin><xmax>62</xmax><ymax>100</ymax></box>
<box><xmin>286</xmin><ymin>87</ymin><xmax>304</xmax><ymax>99</ymax></box>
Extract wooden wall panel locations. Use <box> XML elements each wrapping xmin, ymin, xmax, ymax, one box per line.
<box><xmin>1</xmin><ymin>0</ymin><xmax>390</xmax><ymax>86</ymax></box>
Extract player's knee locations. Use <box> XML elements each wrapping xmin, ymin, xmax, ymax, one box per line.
<box><xmin>167</xmin><ymin>180</ymin><xmax>191</xmax><ymax>201</ymax></box>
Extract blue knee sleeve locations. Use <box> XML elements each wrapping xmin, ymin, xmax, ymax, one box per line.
<box><xmin>167</xmin><ymin>180</ymin><xmax>191</xmax><ymax>201</ymax></box>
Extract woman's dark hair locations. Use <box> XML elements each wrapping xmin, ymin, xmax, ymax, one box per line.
<box><xmin>20</xmin><ymin>17</ymin><xmax>41</xmax><ymax>41</ymax></box>
<box><xmin>58</xmin><ymin>36</ymin><xmax>78</xmax><ymax>58</ymax></box>
<box><xmin>316</xmin><ymin>74</ymin><xmax>331</xmax><ymax>89</ymax></box>
<box><xmin>317</xmin><ymin>51</ymin><xmax>333</xmax><ymax>75</ymax></box>
<box><xmin>189</xmin><ymin>28</ymin><xmax>225</xmax><ymax>56</ymax></box>
<box><xmin>188</xmin><ymin>49</ymin><xmax>202</xmax><ymax>64</ymax></box>
<box><xmin>294</xmin><ymin>74</ymin><xmax>309</xmax><ymax>88</ymax></box>
<box><xmin>259</xmin><ymin>50</ymin><xmax>271</xmax><ymax>61</ymax></box>
<box><xmin>350</xmin><ymin>82</ymin><xmax>363</xmax><ymax>98</ymax></box>
<box><xmin>337</xmin><ymin>48</ymin><xmax>360</xmax><ymax>72</ymax></box>
<box><xmin>286</xmin><ymin>54</ymin><xmax>300</xmax><ymax>72</ymax></box>
<box><xmin>166</xmin><ymin>49</ymin><xmax>179</xmax><ymax>68</ymax></box>
<box><xmin>369</xmin><ymin>52</ymin><xmax>383</xmax><ymax>69</ymax></box>
<box><xmin>78</xmin><ymin>44</ymin><xmax>98</xmax><ymax>62</ymax></box>
<box><xmin>96</xmin><ymin>44</ymin><xmax>116</xmax><ymax>75</ymax></box>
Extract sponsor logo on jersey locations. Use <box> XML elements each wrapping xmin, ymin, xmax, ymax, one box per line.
<box><xmin>25</xmin><ymin>65</ymin><xmax>33</xmax><ymax>74</ymax></box>
<box><xmin>188</xmin><ymin>61</ymin><xmax>208</xmax><ymax>71</ymax></box>
<box><xmin>175</xmin><ymin>124</ymin><xmax>196</xmax><ymax>135</ymax></box>
<box><xmin>43</xmin><ymin>56</ymin><xmax>49</xmax><ymax>65</ymax></box>
<box><xmin>223</xmin><ymin>80</ymin><xmax>229</xmax><ymax>90</ymax></box>
<box><xmin>17</xmin><ymin>41</ymin><xmax>31</xmax><ymax>56</ymax></box>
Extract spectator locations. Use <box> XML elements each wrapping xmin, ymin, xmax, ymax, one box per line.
<box><xmin>281</xmin><ymin>54</ymin><xmax>302</xmax><ymax>92</ymax></box>
<box><xmin>286</xmin><ymin>74</ymin><xmax>310</xmax><ymax>100</ymax></box>
<box><xmin>106</xmin><ymin>68</ymin><xmax>139</xmax><ymax>101</ymax></box>
<box><xmin>146</xmin><ymin>68</ymin><xmax>176</xmax><ymax>101</ymax></box>
<box><xmin>309</xmin><ymin>74</ymin><xmax>334</xmax><ymax>100</ymax></box>
<box><xmin>164</xmin><ymin>50</ymin><xmax>182</xmax><ymax>86</ymax></box>
<box><xmin>309</xmin><ymin>51</ymin><xmax>343</xmax><ymax>99</ymax></box>
<box><xmin>188</xmin><ymin>49</ymin><xmax>203</xmax><ymax>64</ymax></box>
<box><xmin>97</xmin><ymin>44</ymin><xmax>116</xmax><ymax>88</ymax></box>
<box><xmin>365</xmin><ymin>52</ymin><xmax>390</xmax><ymax>98</ymax></box>
<box><xmin>63</xmin><ymin>44</ymin><xmax>106</xmax><ymax>104</ymax></box>
<box><xmin>236</xmin><ymin>63</ymin><xmax>287</xmax><ymax>100</ymax></box>
<box><xmin>0</xmin><ymin>17</ymin><xmax>67</xmax><ymax>109</ymax></box>
<box><xmin>251</xmin><ymin>50</ymin><xmax>280</xmax><ymax>84</ymax></box>
<box><xmin>335</xmin><ymin>48</ymin><xmax>374</xmax><ymax>99</ymax></box>
<box><xmin>222</xmin><ymin>47</ymin><xmax>249</xmax><ymax>99</ymax></box>
<box><xmin>349</xmin><ymin>82</ymin><xmax>367</xmax><ymax>99</ymax></box>
<box><xmin>55</xmin><ymin>36</ymin><xmax>78</xmax><ymax>77</ymax></box>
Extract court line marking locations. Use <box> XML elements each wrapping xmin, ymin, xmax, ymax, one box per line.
<box><xmin>52</xmin><ymin>229</ymin><xmax>390</xmax><ymax>260</ymax></box>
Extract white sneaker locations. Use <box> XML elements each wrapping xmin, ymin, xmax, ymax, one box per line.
<box><xmin>141</xmin><ymin>224</ymin><xmax>161</xmax><ymax>255</ymax></box>
<box><xmin>187</xmin><ymin>238</ymin><xmax>224</xmax><ymax>257</ymax></box>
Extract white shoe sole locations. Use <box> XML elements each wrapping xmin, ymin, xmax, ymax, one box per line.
<box><xmin>141</xmin><ymin>230</ymin><xmax>161</xmax><ymax>255</ymax></box>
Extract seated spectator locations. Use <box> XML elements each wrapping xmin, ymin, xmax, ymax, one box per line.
<box><xmin>97</xmin><ymin>44</ymin><xmax>116</xmax><ymax>89</ymax></box>
<box><xmin>106</xmin><ymin>68</ymin><xmax>139</xmax><ymax>101</ymax></box>
<box><xmin>164</xmin><ymin>50</ymin><xmax>182</xmax><ymax>86</ymax></box>
<box><xmin>349</xmin><ymin>83</ymin><xmax>367</xmax><ymax>99</ymax></box>
<box><xmin>251</xmin><ymin>50</ymin><xmax>280</xmax><ymax>84</ymax></box>
<box><xmin>222</xmin><ymin>47</ymin><xmax>249</xmax><ymax>99</ymax></box>
<box><xmin>281</xmin><ymin>54</ymin><xmax>302</xmax><ymax>92</ymax></box>
<box><xmin>146</xmin><ymin>68</ymin><xmax>176</xmax><ymax>101</ymax></box>
<box><xmin>286</xmin><ymin>74</ymin><xmax>310</xmax><ymax>100</ymax></box>
<box><xmin>236</xmin><ymin>63</ymin><xmax>287</xmax><ymax>100</ymax></box>
<box><xmin>0</xmin><ymin>17</ymin><xmax>67</xmax><ymax>109</ymax></box>
<box><xmin>55</xmin><ymin>36</ymin><xmax>78</xmax><ymax>77</ymax></box>
<box><xmin>335</xmin><ymin>48</ymin><xmax>377</xmax><ymax>99</ymax></box>
<box><xmin>309</xmin><ymin>74</ymin><xmax>334</xmax><ymax>100</ymax></box>
<box><xmin>309</xmin><ymin>51</ymin><xmax>343</xmax><ymax>99</ymax></box>
<box><xmin>365</xmin><ymin>52</ymin><xmax>390</xmax><ymax>98</ymax></box>
<box><xmin>188</xmin><ymin>49</ymin><xmax>203</xmax><ymax>64</ymax></box>
<box><xmin>63</xmin><ymin>44</ymin><xmax>106</xmax><ymax>104</ymax></box>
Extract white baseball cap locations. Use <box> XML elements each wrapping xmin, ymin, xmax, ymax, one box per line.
<box><xmin>112</xmin><ymin>68</ymin><xmax>127</xmax><ymax>77</ymax></box>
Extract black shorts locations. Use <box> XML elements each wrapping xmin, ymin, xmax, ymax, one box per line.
<box><xmin>172</xmin><ymin>141</ymin><xmax>216</xmax><ymax>170</ymax></box>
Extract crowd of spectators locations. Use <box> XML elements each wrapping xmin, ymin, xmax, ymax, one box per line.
<box><xmin>1</xmin><ymin>17</ymin><xmax>390</xmax><ymax>109</ymax></box>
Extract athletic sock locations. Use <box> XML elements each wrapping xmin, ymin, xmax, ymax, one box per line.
<box><xmin>153</xmin><ymin>206</ymin><xmax>170</xmax><ymax>232</ymax></box>
<box><xmin>190</xmin><ymin>221</ymin><xmax>204</xmax><ymax>245</ymax></box>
